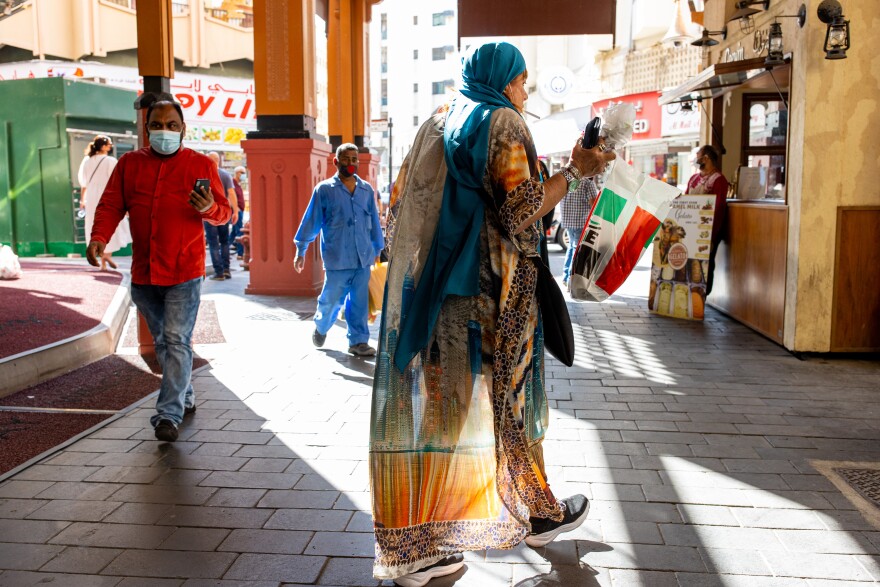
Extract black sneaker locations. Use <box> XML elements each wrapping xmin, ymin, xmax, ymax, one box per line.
<box><xmin>525</xmin><ymin>494</ymin><xmax>590</xmax><ymax>547</ymax></box>
<box><xmin>184</xmin><ymin>405</ymin><xmax>197</xmax><ymax>416</ymax></box>
<box><xmin>154</xmin><ymin>419</ymin><xmax>179</xmax><ymax>443</ymax></box>
<box><xmin>394</xmin><ymin>553</ymin><xmax>464</xmax><ymax>587</ymax></box>
<box><xmin>312</xmin><ymin>329</ymin><xmax>326</xmax><ymax>348</ymax></box>
<box><xmin>348</xmin><ymin>342</ymin><xmax>376</xmax><ymax>357</ymax></box>
<box><xmin>223</xmin><ymin>270</ymin><xmax>232</xmax><ymax>278</ymax></box>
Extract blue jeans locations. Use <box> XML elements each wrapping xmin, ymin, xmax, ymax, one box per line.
<box><xmin>563</xmin><ymin>228</ymin><xmax>579</xmax><ymax>283</ymax></box>
<box><xmin>131</xmin><ymin>277</ymin><xmax>202</xmax><ymax>427</ymax></box>
<box><xmin>315</xmin><ymin>267</ymin><xmax>371</xmax><ymax>346</ymax></box>
<box><xmin>230</xmin><ymin>213</ymin><xmax>245</xmax><ymax>256</ymax></box>
<box><xmin>204</xmin><ymin>221</ymin><xmax>230</xmax><ymax>276</ymax></box>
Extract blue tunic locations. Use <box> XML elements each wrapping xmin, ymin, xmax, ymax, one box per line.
<box><xmin>294</xmin><ymin>174</ymin><xmax>384</xmax><ymax>269</ymax></box>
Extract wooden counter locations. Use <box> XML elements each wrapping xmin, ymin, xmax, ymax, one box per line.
<box><xmin>708</xmin><ymin>201</ymin><xmax>788</xmax><ymax>344</ymax></box>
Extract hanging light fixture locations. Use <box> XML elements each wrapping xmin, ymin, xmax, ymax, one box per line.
<box><xmin>729</xmin><ymin>0</ymin><xmax>770</xmax><ymax>34</ymax></box>
<box><xmin>817</xmin><ymin>0</ymin><xmax>850</xmax><ymax>60</ymax></box>
<box><xmin>764</xmin><ymin>5</ymin><xmax>807</xmax><ymax>67</ymax></box>
<box><xmin>764</xmin><ymin>22</ymin><xmax>786</xmax><ymax>66</ymax></box>
<box><xmin>691</xmin><ymin>26</ymin><xmax>728</xmax><ymax>47</ymax></box>
<box><xmin>663</xmin><ymin>0</ymin><xmax>699</xmax><ymax>47</ymax></box>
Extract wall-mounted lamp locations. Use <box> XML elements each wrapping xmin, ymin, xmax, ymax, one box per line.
<box><xmin>763</xmin><ymin>4</ymin><xmax>806</xmax><ymax>67</ymax></box>
<box><xmin>691</xmin><ymin>26</ymin><xmax>728</xmax><ymax>47</ymax></box>
<box><xmin>817</xmin><ymin>0</ymin><xmax>850</xmax><ymax>60</ymax></box>
<box><xmin>730</xmin><ymin>0</ymin><xmax>770</xmax><ymax>34</ymax></box>
<box><xmin>764</xmin><ymin>23</ymin><xmax>786</xmax><ymax>66</ymax></box>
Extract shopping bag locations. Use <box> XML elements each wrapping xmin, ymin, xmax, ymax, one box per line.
<box><xmin>569</xmin><ymin>162</ymin><xmax>680</xmax><ymax>302</ymax></box>
<box><xmin>0</xmin><ymin>244</ymin><xmax>22</xmax><ymax>280</ymax></box>
<box><xmin>368</xmin><ymin>261</ymin><xmax>388</xmax><ymax>323</ymax></box>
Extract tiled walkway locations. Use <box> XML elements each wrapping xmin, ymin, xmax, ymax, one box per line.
<box><xmin>0</xmin><ymin>252</ymin><xmax>878</xmax><ymax>586</ymax></box>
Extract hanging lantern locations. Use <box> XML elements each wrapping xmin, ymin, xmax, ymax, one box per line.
<box><xmin>824</xmin><ymin>16</ymin><xmax>850</xmax><ymax>59</ymax></box>
<box><xmin>764</xmin><ymin>22</ymin><xmax>785</xmax><ymax>66</ymax></box>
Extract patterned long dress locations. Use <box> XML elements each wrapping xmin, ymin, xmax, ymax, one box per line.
<box><xmin>370</xmin><ymin>107</ymin><xmax>563</xmax><ymax>579</ymax></box>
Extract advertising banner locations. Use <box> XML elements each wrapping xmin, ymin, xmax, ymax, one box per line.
<box><xmin>0</xmin><ymin>60</ymin><xmax>256</xmax><ymax>151</ymax></box>
<box><xmin>649</xmin><ymin>194</ymin><xmax>715</xmax><ymax>320</ymax></box>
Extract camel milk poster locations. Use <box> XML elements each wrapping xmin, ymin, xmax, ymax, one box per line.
<box><xmin>649</xmin><ymin>195</ymin><xmax>715</xmax><ymax>320</ymax></box>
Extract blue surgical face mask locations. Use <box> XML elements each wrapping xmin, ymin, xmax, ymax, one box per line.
<box><xmin>149</xmin><ymin>130</ymin><xmax>182</xmax><ymax>155</ymax></box>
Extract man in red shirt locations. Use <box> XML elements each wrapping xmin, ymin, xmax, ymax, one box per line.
<box><xmin>87</xmin><ymin>98</ymin><xmax>231</xmax><ymax>442</ymax></box>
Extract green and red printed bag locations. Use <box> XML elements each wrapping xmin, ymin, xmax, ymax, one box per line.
<box><xmin>570</xmin><ymin>161</ymin><xmax>681</xmax><ymax>302</ymax></box>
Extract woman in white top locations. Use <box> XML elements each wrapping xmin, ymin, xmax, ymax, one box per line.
<box><xmin>78</xmin><ymin>135</ymin><xmax>131</xmax><ymax>270</ymax></box>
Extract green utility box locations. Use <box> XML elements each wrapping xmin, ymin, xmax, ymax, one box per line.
<box><xmin>0</xmin><ymin>77</ymin><xmax>139</xmax><ymax>257</ymax></box>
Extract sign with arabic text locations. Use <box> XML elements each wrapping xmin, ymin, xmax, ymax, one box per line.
<box><xmin>0</xmin><ymin>60</ymin><xmax>256</xmax><ymax>151</ymax></box>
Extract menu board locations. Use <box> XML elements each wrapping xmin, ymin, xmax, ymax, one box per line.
<box><xmin>649</xmin><ymin>195</ymin><xmax>715</xmax><ymax>320</ymax></box>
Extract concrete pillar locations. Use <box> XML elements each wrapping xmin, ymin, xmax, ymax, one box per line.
<box><xmin>243</xmin><ymin>0</ymin><xmax>332</xmax><ymax>296</ymax></box>
<box><xmin>134</xmin><ymin>0</ymin><xmax>175</xmax><ymax>358</ymax></box>
<box><xmin>327</xmin><ymin>0</ymin><xmax>379</xmax><ymax>188</ymax></box>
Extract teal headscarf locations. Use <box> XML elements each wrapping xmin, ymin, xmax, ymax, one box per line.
<box><xmin>394</xmin><ymin>42</ymin><xmax>527</xmax><ymax>371</ymax></box>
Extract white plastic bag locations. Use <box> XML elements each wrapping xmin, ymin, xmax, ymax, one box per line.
<box><xmin>0</xmin><ymin>244</ymin><xmax>22</xmax><ymax>280</ymax></box>
<box><xmin>569</xmin><ymin>162</ymin><xmax>681</xmax><ymax>302</ymax></box>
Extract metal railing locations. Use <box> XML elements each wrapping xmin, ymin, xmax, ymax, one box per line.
<box><xmin>0</xmin><ymin>0</ymin><xmax>30</xmax><ymax>21</ymax></box>
<box><xmin>100</xmin><ymin>0</ymin><xmax>188</xmax><ymax>15</ymax></box>
<box><xmin>206</xmin><ymin>7</ymin><xmax>253</xmax><ymax>28</ymax></box>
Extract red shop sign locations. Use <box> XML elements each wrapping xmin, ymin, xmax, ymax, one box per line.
<box><xmin>591</xmin><ymin>91</ymin><xmax>662</xmax><ymax>141</ymax></box>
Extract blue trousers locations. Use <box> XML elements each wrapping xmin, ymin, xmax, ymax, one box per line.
<box><xmin>563</xmin><ymin>228</ymin><xmax>579</xmax><ymax>283</ymax></box>
<box><xmin>315</xmin><ymin>267</ymin><xmax>371</xmax><ymax>346</ymax></box>
<box><xmin>230</xmin><ymin>213</ymin><xmax>245</xmax><ymax>256</ymax></box>
<box><xmin>130</xmin><ymin>277</ymin><xmax>202</xmax><ymax>427</ymax></box>
<box><xmin>204</xmin><ymin>221</ymin><xmax>230</xmax><ymax>276</ymax></box>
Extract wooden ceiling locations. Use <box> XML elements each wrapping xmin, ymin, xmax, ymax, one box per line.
<box><xmin>457</xmin><ymin>0</ymin><xmax>617</xmax><ymax>39</ymax></box>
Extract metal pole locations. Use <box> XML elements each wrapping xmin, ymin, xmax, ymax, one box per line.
<box><xmin>388</xmin><ymin>117</ymin><xmax>393</xmax><ymax>192</ymax></box>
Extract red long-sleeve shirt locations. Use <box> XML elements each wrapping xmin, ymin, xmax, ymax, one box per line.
<box><xmin>91</xmin><ymin>147</ymin><xmax>232</xmax><ymax>286</ymax></box>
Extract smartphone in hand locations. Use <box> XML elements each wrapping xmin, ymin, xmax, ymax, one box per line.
<box><xmin>582</xmin><ymin>117</ymin><xmax>602</xmax><ymax>149</ymax></box>
<box><xmin>193</xmin><ymin>178</ymin><xmax>210</xmax><ymax>194</ymax></box>
<box><xmin>190</xmin><ymin>178</ymin><xmax>211</xmax><ymax>210</ymax></box>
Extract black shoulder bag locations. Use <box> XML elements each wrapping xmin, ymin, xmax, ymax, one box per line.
<box><xmin>531</xmin><ymin>256</ymin><xmax>575</xmax><ymax>367</ymax></box>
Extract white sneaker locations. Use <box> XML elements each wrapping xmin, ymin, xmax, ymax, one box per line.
<box><xmin>394</xmin><ymin>554</ymin><xmax>465</xmax><ymax>587</ymax></box>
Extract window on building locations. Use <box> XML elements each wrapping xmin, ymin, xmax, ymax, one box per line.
<box><xmin>381</xmin><ymin>47</ymin><xmax>387</xmax><ymax>74</ymax></box>
<box><xmin>432</xmin><ymin>79</ymin><xmax>454</xmax><ymax>95</ymax></box>
<box><xmin>413</xmin><ymin>15</ymin><xmax>418</xmax><ymax>25</ymax></box>
<box><xmin>381</xmin><ymin>13</ymin><xmax>387</xmax><ymax>40</ymax></box>
<box><xmin>740</xmin><ymin>93</ymin><xmax>788</xmax><ymax>199</ymax></box>
<box><xmin>432</xmin><ymin>10</ymin><xmax>453</xmax><ymax>26</ymax></box>
<box><xmin>381</xmin><ymin>79</ymin><xmax>388</xmax><ymax>107</ymax></box>
<box><xmin>432</xmin><ymin>46</ymin><xmax>453</xmax><ymax>61</ymax></box>
<box><xmin>413</xmin><ymin>49</ymin><xmax>418</xmax><ymax>60</ymax></box>
<box><xmin>413</xmin><ymin>83</ymin><xmax>418</xmax><ymax>93</ymax></box>
<box><xmin>413</xmin><ymin>116</ymin><xmax>419</xmax><ymax>126</ymax></box>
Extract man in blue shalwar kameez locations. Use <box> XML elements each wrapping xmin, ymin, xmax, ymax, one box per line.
<box><xmin>294</xmin><ymin>143</ymin><xmax>385</xmax><ymax>357</ymax></box>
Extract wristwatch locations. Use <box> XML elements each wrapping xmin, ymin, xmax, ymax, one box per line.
<box><xmin>560</xmin><ymin>164</ymin><xmax>582</xmax><ymax>192</ymax></box>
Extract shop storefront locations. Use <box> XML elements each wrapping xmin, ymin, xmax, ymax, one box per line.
<box><xmin>592</xmin><ymin>91</ymin><xmax>700</xmax><ymax>192</ymax></box>
<box><xmin>660</xmin><ymin>0</ymin><xmax>879</xmax><ymax>353</ymax></box>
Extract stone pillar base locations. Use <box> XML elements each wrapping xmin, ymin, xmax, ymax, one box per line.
<box><xmin>242</xmin><ymin>137</ymin><xmax>333</xmax><ymax>297</ymax></box>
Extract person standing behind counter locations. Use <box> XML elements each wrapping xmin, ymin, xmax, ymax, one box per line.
<box><xmin>686</xmin><ymin>145</ymin><xmax>728</xmax><ymax>295</ymax></box>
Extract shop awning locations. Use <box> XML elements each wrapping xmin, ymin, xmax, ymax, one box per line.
<box><xmin>659</xmin><ymin>56</ymin><xmax>790</xmax><ymax>106</ymax></box>
<box><xmin>528</xmin><ymin>106</ymin><xmax>593</xmax><ymax>157</ymax></box>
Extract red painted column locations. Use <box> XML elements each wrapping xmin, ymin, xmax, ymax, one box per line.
<box><xmin>242</xmin><ymin>138</ymin><xmax>332</xmax><ymax>296</ymax></box>
<box><xmin>358</xmin><ymin>151</ymin><xmax>381</xmax><ymax>191</ymax></box>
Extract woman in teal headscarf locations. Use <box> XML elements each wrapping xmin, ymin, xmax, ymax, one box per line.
<box><xmin>370</xmin><ymin>42</ymin><xmax>613</xmax><ymax>585</ymax></box>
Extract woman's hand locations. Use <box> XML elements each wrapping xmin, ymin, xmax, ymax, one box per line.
<box><xmin>570</xmin><ymin>138</ymin><xmax>616</xmax><ymax>178</ymax></box>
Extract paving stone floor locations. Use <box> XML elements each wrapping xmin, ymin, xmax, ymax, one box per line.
<box><xmin>0</xmin><ymin>251</ymin><xmax>878</xmax><ymax>586</ymax></box>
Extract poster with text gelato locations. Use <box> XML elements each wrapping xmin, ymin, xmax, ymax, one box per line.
<box><xmin>649</xmin><ymin>195</ymin><xmax>714</xmax><ymax>320</ymax></box>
